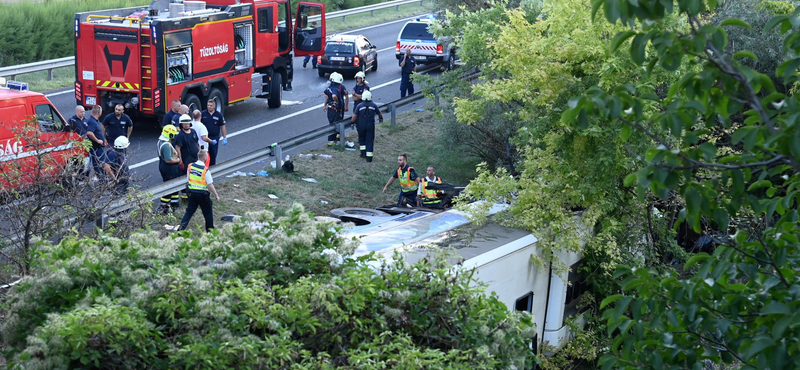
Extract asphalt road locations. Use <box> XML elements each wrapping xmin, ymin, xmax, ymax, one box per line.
<box><xmin>45</xmin><ymin>15</ymin><xmax>437</xmax><ymax>189</ymax></box>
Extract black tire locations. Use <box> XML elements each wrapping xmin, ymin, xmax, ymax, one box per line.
<box><xmin>268</xmin><ymin>72</ymin><xmax>282</xmax><ymax>109</ymax></box>
<box><xmin>184</xmin><ymin>93</ymin><xmax>202</xmax><ymax>115</ymax></box>
<box><xmin>371</xmin><ymin>56</ymin><xmax>378</xmax><ymax>72</ymax></box>
<box><xmin>206</xmin><ymin>88</ymin><xmax>226</xmax><ymax>116</ymax></box>
<box><xmin>447</xmin><ymin>51</ymin><xmax>456</xmax><ymax>71</ymax></box>
<box><xmin>330</xmin><ymin>207</ymin><xmax>390</xmax><ymax>219</ymax></box>
<box><xmin>318</xmin><ymin>68</ymin><xmax>326</xmax><ymax>78</ymax></box>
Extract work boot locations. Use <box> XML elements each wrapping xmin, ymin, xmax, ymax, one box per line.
<box><xmin>312</xmin><ymin>64</ymin><xmax>317</xmax><ymax>69</ymax></box>
<box><xmin>303</xmin><ymin>61</ymin><xmax>308</xmax><ymax>68</ymax></box>
<box><xmin>360</xmin><ymin>151</ymin><xmax>366</xmax><ymax>158</ymax></box>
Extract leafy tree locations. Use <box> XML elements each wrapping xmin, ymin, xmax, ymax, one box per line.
<box><xmin>2</xmin><ymin>206</ymin><xmax>536</xmax><ymax>369</ymax></box>
<box><xmin>562</xmin><ymin>0</ymin><xmax>800</xmax><ymax>368</ymax></box>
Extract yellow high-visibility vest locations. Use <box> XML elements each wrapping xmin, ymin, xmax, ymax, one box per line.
<box><xmin>420</xmin><ymin>176</ymin><xmax>442</xmax><ymax>204</ymax></box>
<box><xmin>187</xmin><ymin>163</ymin><xmax>208</xmax><ymax>192</ymax></box>
<box><xmin>397</xmin><ymin>165</ymin><xmax>418</xmax><ymax>193</ymax></box>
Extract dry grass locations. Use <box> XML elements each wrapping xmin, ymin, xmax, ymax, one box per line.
<box><xmin>178</xmin><ymin>108</ymin><xmax>480</xmax><ymax>230</ymax></box>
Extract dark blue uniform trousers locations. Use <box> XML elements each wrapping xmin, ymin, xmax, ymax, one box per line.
<box><xmin>400</xmin><ymin>73</ymin><xmax>414</xmax><ymax>97</ymax></box>
<box><xmin>178</xmin><ymin>191</ymin><xmax>215</xmax><ymax>231</ymax></box>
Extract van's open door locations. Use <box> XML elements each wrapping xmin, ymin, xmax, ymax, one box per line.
<box><xmin>293</xmin><ymin>2</ymin><xmax>325</xmax><ymax>57</ymax></box>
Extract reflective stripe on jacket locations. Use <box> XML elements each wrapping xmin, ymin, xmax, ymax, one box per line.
<box><xmin>397</xmin><ymin>166</ymin><xmax>418</xmax><ymax>192</ymax></box>
<box><xmin>420</xmin><ymin>176</ymin><xmax>442</xmax><ymax>203</ymax></box>
<box><xmin>187</xmin><ymin>163</ymin><xmax>208</xmax><ymax>192</ymax></box>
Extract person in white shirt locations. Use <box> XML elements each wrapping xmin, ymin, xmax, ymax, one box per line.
<box><xmin>191</xmin><ymin>110</ymin><xmax>212</xmax><ymax>152</ymax></box>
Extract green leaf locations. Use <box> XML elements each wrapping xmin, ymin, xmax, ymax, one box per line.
<box><xmin>620</xmin><ymin>124</ymin><xmax>632</xmax><ymax>141</ymax></box>
<box><xmin>733</xmin><ymin>50</ymin><xmax>758</xmax><ymax>61</ymax></box>
<box><xmin>630</xmin><ymin>33</ymin><xmax>649</xmax><ymax>64</ymax></box>
<box><xmin>600</xmin><ymin>294</ymin><xmax>624</xmax><ymax>309</ymax></box>
<box><xmin>720</xmin><ymin>18</ymin><xmax>753</xmax><ymax>30</ymax></box>
<box><xmin>764</xmin><ymin>15</ymin><xmax>788</xmax><ymax>33</ymax></box>
<box><xmin>611</xmin><ymin>30</ymin><xmax>637</xmax><ymax>52</ymax></box>
<box><xmin>684</xmin><ymin>253</ymin><xmax>710</xmax><ymax>269</ymax></box>
<box><xmin>591</xmin><ymin>0</ymin><xmax>605</xmax><ymax>22</ymax></box>
<box><xmin>747</xmin><ymin>180</ymin><xmax>772</xmax><ymax>191</ymax></box>
<box><xmin>761</xmin><ymin>302</ymin><xmax>790</xmax><ymax>315</ymax></box>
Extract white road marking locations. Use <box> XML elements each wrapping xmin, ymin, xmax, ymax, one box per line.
<box><xmin>131</xmin><ymin>75</ymin><xmax>410</xmax><ymax>170</ymax></box>
<box><xmin>45</xmin><ymin>89</ymin><xmax>74</xmax><ymax>97</ymax></box>
<box><xmin>339</xmin><ymin>15</ymin><xmax>421</xmax><ymax>34</ymax></box>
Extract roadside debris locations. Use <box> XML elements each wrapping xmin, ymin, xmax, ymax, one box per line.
<box><xmin>301</xmin><ymin>178</ymin><xmax>318</xmax><ymax>183</ymax></box>
<box><xmin>257</xmin><ymin>170</ymin><xmax>269</xmax><ymax>177</ymax></box>
<box><xmin>226</xmin><ymin>171</ymin><xmax>248</xmax><ymax>178</ymax></box>
<box><xmin>234</xmin><ymin>199</ymin><xmax>243</xmax><ymax>203</ymax></box>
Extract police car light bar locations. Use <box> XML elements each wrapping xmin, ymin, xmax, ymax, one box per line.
<box><xmin>7</xmin><ymin>81</ymin><xmax>28</xmax><ymax>91</ymax></box>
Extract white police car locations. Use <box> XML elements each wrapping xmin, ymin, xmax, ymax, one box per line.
<box><xmin>395</xmin><ymin>15</ymin><xmax>457</xmax><ymax>71</ymax></box>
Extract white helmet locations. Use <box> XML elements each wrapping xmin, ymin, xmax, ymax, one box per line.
<box><xmin>355</xmin><ymin>71</ymin><xmax>366</xmax><ymax>80</ymax></box>
<box><xmin>330</xmin><ymin>72</ymin><xmax>344</xmax><ymax>84</ymax></box>
<box><xmin>362</xmin><ymin>90</ymin><xmax>372</xmax><ymax>101</ymax></box>
<box><xmin>113</xmin><ymin>136</ymin><xmax>130</xmax><ymax>149</ymax></box>
<box><xmin>179</xmin><ymin>114</ymin><xmax>192</xmax><ymax>125</ymax></box>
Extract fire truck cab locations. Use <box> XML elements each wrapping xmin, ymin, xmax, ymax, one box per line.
<box><xmin>0</xmin><ymin>79</ymin><xmax>86</xmax><ymax>191</ymax></box>
<box><xmin>75</xmin><ymin>0</ymin><xmax>326</xmax><ymax>123</ymax></box>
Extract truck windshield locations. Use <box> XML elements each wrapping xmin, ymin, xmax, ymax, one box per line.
<box><xmin>400</xmin><ymin>23</ymin><xmax>434</xmax><ymax>40</ymax></box>
<box><xmin>325</xmin><ymin>42</ymin><xmax>355</xmax><ymax>54</ymax></box>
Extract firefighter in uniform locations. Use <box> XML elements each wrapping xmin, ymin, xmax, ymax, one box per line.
<box><xmin>417</xmin><ymin>166</ymin><xmax>443</xmax><ymax>208</ymax></box>
<box><xmin>102</xmin><ymin>136</ymin><xmax>131</xmax><ymax>194</ymax></box>
<box><xmin>157</xmin><ymin>125</ymin><xmax>181</xmax><ymax>212</ymax></box>
<box><xmin>178</xmin><ymin>150</ymin><xmax>220</xmax><ymax>232</ymax></box>
<box><xmin>382</xmin><ymin>154</ymin><xmax>419</xmax><ymax>206</ymax></box>
<box><xmin>352</xmin><ymin>71</ymin><xmax>370</xmax><ymax>114</ymax></box>
<box><xmin>323</xmin><ymin>72</ymin><xmax>348</xmax><ymax>145</ymax></box>
<box><xmin>351</xmin><ymin>90</ymin><xmax>383</xmax><ymax>162</ymax></box>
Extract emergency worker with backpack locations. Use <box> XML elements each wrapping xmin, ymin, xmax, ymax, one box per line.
<box><xmin>323</xmin><ymin>72</ymin><xmax>348</xmax><ymax>145</ymax></box>
<box><xmin>157</xmin><ymin>125</ymin><xmax>182</xmax><ymax>213</ymax></box>
<box><xmin>351</xmin><ymin>90</ymin><xmax>383</xmax><ymax>162</ymax></box>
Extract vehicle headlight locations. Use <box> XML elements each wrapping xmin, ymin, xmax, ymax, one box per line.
<box><xmin>85</xmin><ymin>96</ymin><xmax>96</xmax><ymax>106</ymax></box>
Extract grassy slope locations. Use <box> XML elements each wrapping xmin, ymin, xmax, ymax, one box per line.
<box><xmin>178</xmin><ymin>109</ymin><xmax>479</xmax><ymax>230</ymax></box>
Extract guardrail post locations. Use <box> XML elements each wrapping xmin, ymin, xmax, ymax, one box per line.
<box><xmin>370</xmin><ymin>10</ymin><xmax>374</xmax><ymax>16</ymax></box>
<box><xmin>396</xmin><ymin>5</ymin><xmax>400</xmax><ymax>11</ymax></box>
<box><xmin>269</xmin><ymin>143</ymin><xmax>283</xmax><ymax>168</ymax></box>
<box><xmin>389</xmin><ymin>103</ymin><xmax>396</xmax><ymax>127</ymax></box>
<box><xmin>336</xmin><ymin>122</ymin><xmax>347</xmax><ymax>146</ymax></box>
<box><xmin>433</xmin><ymin>87</ymin><xmax>439</xmax><ymax>106</ymax></box>
<box><xmin>342</xmin><ymin>15</ymin><xmax>346</xmax><ymax>22</ymax></box>
<box><xmin>48</xmin><ymin>69</ymin><xmax>53</xmax><ymax>81</ymax></box>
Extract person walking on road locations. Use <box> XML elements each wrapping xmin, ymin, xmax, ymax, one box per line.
<box><xmin>85</xmin><ymin>105</ymin><xmax>107</xmax><ymax>176</ymax></box>
<box><xmin>201</xmin><ymin>99</ymin><xmax>227</xmax><ymax>166</ymax></box>
<box><xmin>399</xmin><ymin>48</ymin><xmax>416</xmax><ymax>98</ymax></box>
<box><xmin>351</xmin><ymin>90</ymin><xmax>382</xmax><ymax>162</ymax></box>
<box><xmin>417</xmin><ymin>166</ymin><xmax>443</xmax><ymax>208</ymax></box>
<box><xmin>102</xmin><ymin>104</ymin><xmax>133</xmax><ymax>148</ymax></box>
<box><xmin>163</xmin><ymin>100</ymin><xmax>181</xmax><ymax>128</ymax></box>
<box><xmin>382</xmin><ymin>154</ymin><xmax>419</xmax><ymax>206</ymax></box>
<box><xmin>352</xmin><ymin>71</ymin><xmax>370</xmax><ymax>114</ymax></box>
<box><xmin>323</xmin><ymin>72</ymin><xmax>348</xmax><ymax>145</ymax></box>
<box><xmin>157</xmin><ymin>124</ymin><xmax>182</xmax><ymax>212</ymax></box>
<box><xmin>177</xmin><ymin>150</ymin><xmax>219</xmax><ymax>232</ymax></box>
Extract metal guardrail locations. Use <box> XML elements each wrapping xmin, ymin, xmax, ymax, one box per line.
<box><xmin>0</xmin><ymin>0</ymin><xmax>428</xmax><ymax>81</ymax></box>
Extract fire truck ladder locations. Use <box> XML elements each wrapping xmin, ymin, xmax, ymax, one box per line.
<box><xmin>140</xmin><ymin>25</ymin><xmax>154</xmax><ymax>113</ymax></box>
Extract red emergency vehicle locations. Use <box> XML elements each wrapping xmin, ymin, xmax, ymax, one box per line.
<box><xmin>0</xmin><ymin>79</ymin><xmax>86</xmax><ymax>191</ymax></box>
<box><xmin>74</xmin><ymin>0</ymin><xmax>326</xmax><ymax>122</ymax></box>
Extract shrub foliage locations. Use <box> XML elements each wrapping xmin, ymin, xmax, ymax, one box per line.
<box><xmin>2</xmin><ymin>205</ymin><xmax>535</xmax><ymax>369</ymax></box>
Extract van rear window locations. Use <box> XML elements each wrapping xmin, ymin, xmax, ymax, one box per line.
<box><xmin>325</xmin><ymin>42</ymin><xmax>355</xmax><ymax>54</ymax></box>
<box><xmin>401</xmin><ymin>23</ymin><xmax>434</xmax><ymax>40</ymax></box>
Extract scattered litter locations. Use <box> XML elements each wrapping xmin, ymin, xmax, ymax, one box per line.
<box><xmin>257</xmin><ymin>170</ymin><xmax>269</xmax><ymax>177</ymax></box>
<box><xmin>345</xmin><ymin>148</ymin><xmax>356</xmax><ymax>151</ymax></box>
<box><xmin>320</xmin><ymin>200</ymin><xmax>329</xmax><ymax>204</ymax></box>
<box><xmin>226</xmin><ymin>171</ymin><xmax>248</xmax><ymax>178</ymax></box>
<box><xmin>301</xmin><ymin>178</ymin><xmax>318</xmax><ymax>183</ymax></box>
<box><xmin>234</xmin><ymin>199</ymin><xmax>243</xmax><ymax>203</ymax></box>
<box><xmin>281</xmin><ymin>100</ymin><xmax>303</xmax><ymax>106</ymax></box>
<box><xmin>255</xmin><ymin>160</ymin><xmax>265</xmax><ymax>163</ymax></box>
<box><xmin>299</xmin><ymin>153</ymin><xmax>313</xmax><ymax>158</ymax></box>
<box><xmin>416</xmin><ymin>109</ymin><xmax>424</xmax><ymax>112</ymax></box>
<box><xmin>233</xmin><ymin>184</ymin><xmax>240</xmax><ymax>188</ymax></box>
<box><xmin>268</xmin><ymin>194</ymin><xmax>278</xmax><ymax>199</ymax></box>
<box><xmin>247</xmin><ymin>172</ymin><xmax>256</xmax><ymax>176</ymax></box>
<box><xmin>346</xmin><ymin>141</ymin><xmax>355</xmax><ymax>148</ymax></box>
<box><xmin>164</xmin><ymin>224</ymin><xmax>178</xmax><ymax>231</ymax></box>
<box><xmin>221</xmin><ymin>214</ymin><xmax>242</xmax><ymax>222</ymax></box>
<box><xmin>318</xmin><ymin>154</ymin><xmax>332</xmax><ymax>159</ymax></box>
<box><xmin>270</xmin><ymin>160</ymin><xmax>277</xmax><ymax>168</ymax></box>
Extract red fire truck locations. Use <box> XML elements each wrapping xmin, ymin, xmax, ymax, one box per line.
<box><xmin>74</xmin><ymin>0</ymin><xmax>326</xmax><ymax>122</ymax></box>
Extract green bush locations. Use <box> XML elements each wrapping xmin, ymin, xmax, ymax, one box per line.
<box><xmin>2</xmin><ymin>204</ymin><xmax>535</xmax><ymax>369</ymax></box>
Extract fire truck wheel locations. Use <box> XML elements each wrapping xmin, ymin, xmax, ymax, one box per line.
<box><xmin>184</xmin><ymin>93</ymin><xmax>202</xmax><ymax>114</ymax></box>
<box><xmin>318</xmin><ymin>68</ymin><xmax>326</xmax><ymax>78</ymax></box>
<box><xmin>207</xmin><ymin>88</ymin><xmax>226</xmax><ymax>116</ymax></box>
<box><xmin>267</xmin><ymin>72</ymin><xmax>282</xmax><ymax>109</ymax></box>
